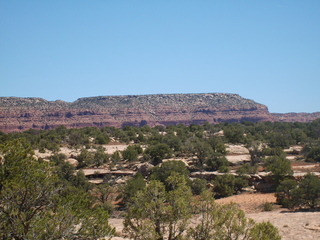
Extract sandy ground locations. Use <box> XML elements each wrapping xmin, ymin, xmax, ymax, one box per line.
<box><xmin>101</xmin><ymin>144</ymin><xmax>129</xmax><ymax>154</ymax></box>
<box><xmin>216</xmin><ymin>193</ymin><xmax>320</xmax><ymax>240</ymax></box>
<box><xmin>34</xmin><ymin>144</ymin><xmax>129</xmax><ymax>158</ymax></box>
<box><xmin>248</xmin><ymin>210</ymin><xmax>320</xmax><ymax>240</ymax></box>
<box><xmin>215</xmin><ymin>192</ymin><xmax>277</xmax><ymax>213</ymax></box>
<box><xmin>108</xmin><ymin>193</ymin><xmax>320</xmax><ymax>240</ymax></box>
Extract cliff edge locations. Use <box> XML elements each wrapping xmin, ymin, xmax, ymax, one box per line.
<box><xmin>0</xmin><ymin>93</ymin><xmax>317</xmax><ymax>133</ymax></box>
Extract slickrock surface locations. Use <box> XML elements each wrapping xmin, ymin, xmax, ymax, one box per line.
<box><xmin>217</xmin><ymin>193</ymin><xmax>320</xmax><ymax>240</ymax></box>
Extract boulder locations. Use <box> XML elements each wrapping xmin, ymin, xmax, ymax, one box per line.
<box><xmin>66</xmin><ymin>158</ymin><xmax>78</xmax><ymax>167</ymax></box>
<box><xmin>226</xmin><ymin>145</ymin><xmax>250</xmax><ymax>155</ymax></box>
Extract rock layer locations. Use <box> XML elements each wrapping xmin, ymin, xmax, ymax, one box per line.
<box><xmin>271</xmin><ymin>112</ymin><xmax>320</xmax><ymax>122</ymax></box>
<box><xmin>0</xmin><ymin>93</ymin><xmax>318</xmax><ymax>133</ymax></box>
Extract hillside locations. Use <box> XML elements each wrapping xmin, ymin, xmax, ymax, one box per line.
<box><xmin>0</xmin><ymin>93</ymin><xmax>319</xmax><ymax>132</ymax></box>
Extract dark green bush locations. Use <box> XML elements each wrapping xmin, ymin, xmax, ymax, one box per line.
<box><xmin>191</xmin><ymin>178</ymin><xmax>207</xmax><ymax>195</ymax></box>
<box><xmin>213</xmin><ymin>174</ymin><xmax>248</xmax><ymax>198</ymax></box>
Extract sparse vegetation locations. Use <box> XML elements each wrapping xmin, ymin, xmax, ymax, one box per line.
<box><xmin>276</xmin><ymin>173</ymin><xmax>320</xmax><ymax>210</ymax></box>
<box><xmin>1</xmin><ymin>118</ymin><xmax>320</xmax><ymax>238</ymax></box>
<box><xmin>187</xmin><ymin>191</ymin><xmax>281</xmax><ymax>240</ymax></box>
<box><xmin>263</xmin><ymin>202</ymin><xmax>274</xmax><ymax>211</ymax></box>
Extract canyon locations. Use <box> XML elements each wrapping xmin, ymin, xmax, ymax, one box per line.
<box><xmin>1</xmin><ymin>93</ymin><xmax>319</xmax><ymax>133</ymax></box>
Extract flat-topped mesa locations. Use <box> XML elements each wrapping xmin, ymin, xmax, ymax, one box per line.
<box><xmin>0</xmin><ymin>93</ymin><xmax>292</xmax><ymax>132</ymax></box>
<box><xmin>72</xmin><ymin>93</ymin><xmax>260</xmax><ymax>109</ymax></box>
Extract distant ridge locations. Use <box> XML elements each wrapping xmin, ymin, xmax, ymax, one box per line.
<box><xmin>0</xmin><ymin>93</ymin><xmax>319</xmax><ymax>133</ymax></box>
<box><xmin>271</xmin><ymin>112</ymin><xmax>320</xmax><ymax>123</ymax></box>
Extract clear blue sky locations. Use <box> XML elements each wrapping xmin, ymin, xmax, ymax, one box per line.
<box><xmin>1</xmin><ymin>1</ymin><xmax>319</xmax><ymax>113</ymax></box>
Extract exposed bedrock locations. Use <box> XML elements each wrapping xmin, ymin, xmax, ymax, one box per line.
<box><xmin>0</xmin><ymin>93</ymin><xmax>319</xmax><ymax>133</ymax></box>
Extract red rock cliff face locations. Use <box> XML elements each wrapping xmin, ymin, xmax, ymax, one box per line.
<box><xmin>271</xmin><ymin>112</ymin><xmax>320</xmax><ymax>123</ymax></box>
<box><xmin>0</xmin><ymin>93</ymin><xmax>298</xmax><ymax>133</ymax></box>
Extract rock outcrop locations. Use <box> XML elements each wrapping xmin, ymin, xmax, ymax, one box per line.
<box><xmin>0</xmin><ymin>93</ymin><xmax>318</xmax><ymax>133</ymax></box>
<box><xmin>271</xmin><ymin>112</ymin><xmax>320</xmax><ymax>122</ymax></box>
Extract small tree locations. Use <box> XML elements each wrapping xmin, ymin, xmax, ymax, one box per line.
<box><xmin>248</xmin><ymin>221</ymin><xmax>282</xmax><ymax>240</ymax></box>
<box><xmin>123</xmin><ymin>172</ymin><xmax>146</xmax><ymax>204</ymax></box>
<box><xmin>213</xmin><ymin>174</ymin><xmax>248</xmax><ymax>198</ymax></box>
<box><xmin>122</xmin><ymin>145</ymin><xmax>139</xmax><ymax>162</ymax></box>
<box><xmin>224</xmin><ymin>124</ymin><xmax>245</xmax><ymax>144</ymax></box>
<box><xmin>297</xmin><ymin>173</ymin><xmax>320</xmax><ymax>209</ymax></box>
<box><xmin>49</xmin><ymin>153</ymin><xmax>67</xmax><ymax>166</ymax></box>
<box><xmin>267</xmin><ymin>132</ymin><xmax>291</xmax><ymax>149</ymax></box>
<box><xmin>0</xmin><ymin>139</ymin><xmax>114</xmax><ymax>239</ymax></box>
<box><xmin>93</xmin><ymin>146</ymin><xmax>109</xmax><ymax>167</ymax></box>
<box><xmin>150</xmin><ymin>160</ymin><xmax>189</xmax><ymax>190</ymax></box>
<box><xmin>207</xmin><ymin>135</ymin><xmax>226</xmax><ymax>154</ymax></box>
<box><xmin>185</xmin><ymin>137</ymin><xmax>213</xmax><ymax>170</ymax></box>
<box><xmin>95</xmin><ymin>132</ymin><xmax>110</xmax><ymax>144</ymax></box>
<box><xmin>187</xmin><ymin>191</ymin><xmax>281</xmax><ymax>240</ymax></box>
<box><xmin>162</xmin><ymin>133</ymin><xmax>183</xmax><ymax>152</ymax></box>
<box><xmin>265</xmin><ymin>156</ymin><xmax>293</xmax><ymax>185</ymax></box>
<box><xmin>206</xmin><ymin>153</ymin><xmax>229</xmax><ymax>172</ymax></box>
<box><xmin>247</xmin><ymin>141</ymin><xmax>264</xmax><ymax>166</ymax></box>
<box><xmin>91</xmin><ymin>183</ymin><xmax>117</xmax><ymax>212</ymax></box>
<box><xmin>111</xmin><ymin>150</ymin><xmax>121</xmax><ymax>164</ymax></box>
<box><xmin>291</xmin><ymin>128</ymin><xmax>307</xmax><ymax>144</ymax></box>
<box><xmin>276</xmin><ymin>173</ymin><xmax>320</xmax><ymax>209</ymax></box>
<box><xmin>306</xmin><ymin>147</ymin><xmax>320</xmax><ymax>162</ymax></box>
<box><xmin>123</xmin><ymin>179</ymin><xmax>192</xmax><ymax>240</ymax></box>
<box><xmin>191</xmin><ymin>178</ymin><xmax>208</xmax><ymax>195</ymax></box>
<box><xmin>144</xmin><ymin>143</ymin><xmax>172</xmax><ymax>165</ymax></box>
<box><xmin>275</xmin><ymin>179</ymin><xmax>298</xmax><ymax>208</ymax></box>
<box><xmin>75</xmin><ymin>148</ymin><xmax>94</xmax><ymax>168</ymax></box>
<box><xmin>236</xmin><ymin>163</ymin><xmax>258</xmax><ymax>175</ymax></box>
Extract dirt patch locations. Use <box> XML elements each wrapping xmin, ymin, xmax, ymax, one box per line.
<box><xmin>215</xmin><ymin>192</ymin><xmax>277</xmax><ymax>213</ymax></box>
<box><xmin>291</xmin><ymin>162</ymin><xmax>320</xmax><ymax>172</ymax></box>
<box><xmin>213</xmin><ymin>193</ymin><xmax>320</xmax><ymax>239</ymax></box>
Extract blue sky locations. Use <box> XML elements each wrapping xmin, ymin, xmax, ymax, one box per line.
<box><xmin>1</xmin><ymin>1</ymin><xmax>319</xmax><ymax>113</ymax></box>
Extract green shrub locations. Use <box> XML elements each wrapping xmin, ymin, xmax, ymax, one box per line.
<box><xmin>263</xmin><ymin>202</ymin><xmax>273</xmax><ymax>211</ymax></box>
<box><xmin>144</xmin><ymin>143</ymin><xmax>172</xmax><ymax>165</ymax></box>
<box><xmin>150</xmin><ymin>160</ymin><xmax>189</xmax><ymax>190</ymax></box>
<box><xmin>206</xmin><ymin>153</ymin><xmax>229</xmax><ymax>171</ymax></box>
<box><xmin>218</xmin><ymin>165</ymin><xmax>230</xmax><ymax>173</ymax></box>
<box><xmin>276</xmin><ymin>173</ymin><xmax>320</xmax><ymax>209</ymax></box>
<box><xmin>236</xmin><ymin>163</ymin><xmax>258</xmax><ymax>175</ymax></box>
<box><xmin>214</xmin><ymin>174</ymin><xmax>248</xmax><ymax>198</ymax></box>
<box><xmin>123</xmin><ymin>173</ymin><xmax>146</xmax><ymax>204</ymax></box>
<box><xmin>265</xmin><ymin>156</ymin><xmax>293</xmax><ymax>185</ymax></box>
<box><xmin>191</xmin><ymin>178</ymin><xmax>207</xmax><ymax>195</ymax></box>
<box><xmin>122</xmin><ymin>145</ymin><xmax>138</xmax><ymax>162</ymax></box>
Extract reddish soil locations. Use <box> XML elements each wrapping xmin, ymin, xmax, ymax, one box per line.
<box><xmin>215</xmin><ymin>192</ymin><xmax>277</xmax><ymax>213</ymax></box>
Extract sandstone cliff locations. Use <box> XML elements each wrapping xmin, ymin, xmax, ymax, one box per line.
<box><xmin>271</xmin><ymin>112</ymin><xmax>320</xmax><ymax>122</ymax></box>
<box><xmin>0</xmin><ymin>93</ymin><xmax>317</xmax><ymax>133</ymax></box>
